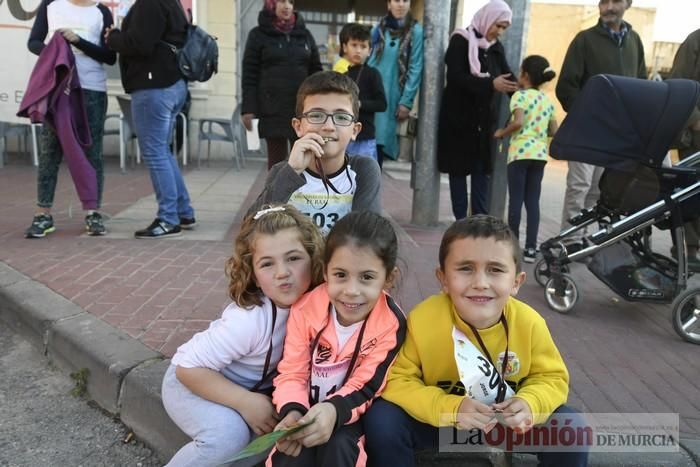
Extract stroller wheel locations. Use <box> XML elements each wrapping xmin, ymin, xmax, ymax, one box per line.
<box><xmin>534</xmin><ymin>259</ymin><xmax>550</xmax><ymax>287</ymax></box>
<box><xmin>534</xmin><ymin>259</ymin><xmax>570</xmax><ymax>288</ymax></box>
<box><xmin>672</xmin><ymin>288</ymin><xmax>700</xmax><ymax>345</ymax></box>
<box><xmin>544</xmin><ymin>275</ymin><xmax>579</xmax><ymax>313</ymax></box>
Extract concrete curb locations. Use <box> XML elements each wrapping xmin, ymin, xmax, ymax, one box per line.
<box><xmin>0</xmin><ymin>262</ymin><xmax>187</xmax><ymax>460</ymax></box>
<box><xmin>2</xmin><ymin>259</ymin><xmax>700</xmax><ymax>467</ymax></box>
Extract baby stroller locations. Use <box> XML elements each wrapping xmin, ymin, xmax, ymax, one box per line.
<box><xmin>535</xmin><ymin>74</ymin><xmax>700</xmax><ymax>344</ymax></box>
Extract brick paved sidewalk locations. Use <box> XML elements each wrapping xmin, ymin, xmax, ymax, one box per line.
<box><xmin>1</xmin><ymin>155</ymin><xmax>699</xmax><ymax>442</ymax></box>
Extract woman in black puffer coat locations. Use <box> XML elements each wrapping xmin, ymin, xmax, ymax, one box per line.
<box><xmin>241</xmin><ymin>0</ymin><xmax>322</xmax><ymax>169</ymax></box>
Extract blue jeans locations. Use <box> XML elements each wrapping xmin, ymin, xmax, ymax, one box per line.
<box><xmin>508</xmin><ymin>159</ymin><xmax>546</xmax><ymax>250</ymax></box>
<box><xmin>363</xmin><ymin>399</ymin><xmax>589</xmax><ymax>467</ymax></box>
<box><xmin>448</xmin><ymin>158</ymin><xmax>490</xmax><ymax>219</ymax></box>
<box><xmin>131</xmin><ymin>80</ymin><xmax>194</xmax><ymax>225</ymax></box>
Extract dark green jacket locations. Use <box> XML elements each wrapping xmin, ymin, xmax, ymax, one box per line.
<box><xmin>556</xmin><ymin>20</ymin><xmax>646</xmax><ymax>112</ymax></box>
<box><xmin>669</xmin><ymin>28</ymin><xmax>700</xmax><ymax>155</ymax></box>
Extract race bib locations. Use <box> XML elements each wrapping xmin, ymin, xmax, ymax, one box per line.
<box><xmin>310</xmin><ymin>358</ymin><xmax>350</xmax><ymax>404</ymax></box>
<box><xmin>452</xmin><ymin>327</ymin><xmax>514</xmax><ymax>404</ymax></box>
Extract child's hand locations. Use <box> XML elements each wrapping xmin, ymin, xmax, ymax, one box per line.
<box><xmin>287</xmin><ymin>402</ymin><xmax>337</xmax><ymax>448</ymax></box>
<box><xmin>238</xmin><ymin>392</ymin><xmax>279</xmax><ymax>435</ymax></box>
<box><xmin>456</xmin><ymin>397</ymin><xmax>496</xmax><ymax>432</ymax></box>
<box><xmin>288</xmin><ymin>133</ymin><xmax>326</xmax><ymax>174</ymax></box>
<box><xmin>491</xmin><ymin>398</ymin><xmax>533</xmax><ymax>433</ymax></box>
<box><xmin>274</xmin><ymin>410</ymin><xmax>304</xmax><ymax>457</ymax></box>
<box><xmin>494</xmin><ymin>128</ymin><xmax>506</xmax><ymax>139</ymax></box>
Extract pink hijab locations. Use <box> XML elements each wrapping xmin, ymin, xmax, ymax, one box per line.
<box><xmin>452</xmin><ymin>0</ymin><xmax>512</xmax><ymax>77</ymax></box>
<box><xmin>264</xmin><ymin>0</ymin><xmax>296</xmax><ymax>34</ymax></box>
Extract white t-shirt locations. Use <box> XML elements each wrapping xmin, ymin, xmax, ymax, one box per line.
<box><xmin>331</xmin><ymin>306</ymin><xmax>363</xmax><ymax>351</ymax></box>
<box><xmin>171</xmin><ymin>297</ymin><xmax>290</xmax><ymax>391</ymax></box>
<box><xmin>47</xmin><ymin>0</ymin><xmax>107</xmax><ymax>92</ymax></box>
<box><xmin>288</xmin><ymin>165</ymin><xmax>358</xmax><ymax>236</ymax></box>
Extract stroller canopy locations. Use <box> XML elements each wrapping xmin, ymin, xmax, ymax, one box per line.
<box><xmin>550</xmin><ymin>75</ymin><xmax>699</xmax><ymax>171</ymax></box>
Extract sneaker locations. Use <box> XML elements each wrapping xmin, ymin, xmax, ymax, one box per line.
<box><xmin>134</xmin><ymin>218</ymin><xmax>182</xmax><ymax>239</ymax></box>
<box><xmin>85</xmin><ymin>212</ymin><xmax>106</xmax><ymax>236</ymax></box>
<box><xmin>523</xmin><ymin>248</ymin><xmax>537</xmax><ymax>263</ymax></box>
<box><xmin>25</xmin><ymin>213</ymin><xmax>55</xmax><ymax>238</ymax></box>
<box><xmin>179</xmin><ymin>217</ymin><xmax>196</xmax><ymax>230</ymax></box>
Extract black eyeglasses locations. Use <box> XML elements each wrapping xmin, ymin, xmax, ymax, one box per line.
<box><xmin>298</xmin><ymin>111</ymin><xmax>355</xmax><ymax>127</ymax></box>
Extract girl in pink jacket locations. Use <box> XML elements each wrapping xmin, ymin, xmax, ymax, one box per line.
<box><xmin>269</xmin><ymin>211</ymin><xmax>407</xmax><ymax>467</ymax></box>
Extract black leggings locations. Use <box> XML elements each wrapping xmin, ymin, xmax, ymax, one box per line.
<box><xmin>507</xmin><ymin>159</ymin><xmax>546</xmax><ymax>249</ymax></box>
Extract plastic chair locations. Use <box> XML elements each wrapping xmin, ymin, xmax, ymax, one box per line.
<box><xmin>0</xmin><ymin>122</ymin><xmax>40</xmax><ymax>168</ymax></box>
<box><xmin>116</xmin><ymin>95</ymin><xmax>140</xmax><ymax>172</ymax></box>
<box><xmin>197</xmin><ymin>105</ymin><xmax>244</xmax><ymax>170</ymax></box>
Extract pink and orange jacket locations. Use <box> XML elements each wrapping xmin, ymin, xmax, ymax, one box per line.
<box><xmin>273</xmin><ymin>284</ymin><xmax>407</xmax><ymax>429</ymax></box>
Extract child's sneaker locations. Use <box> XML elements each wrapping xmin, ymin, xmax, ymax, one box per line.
<box><xmin>523</xmin><ymin>247</ymin><xmax>537</xmax><ymax>263</ymax></box>
<box><xmin>85</xmin><ymin>212</ymin><xmax>106</xmax><ymax>236</ymax></box>
<box><xmin>25</xmin><ymin>213</ymin><xmax>55</xmax><ymax>238</ymax></box>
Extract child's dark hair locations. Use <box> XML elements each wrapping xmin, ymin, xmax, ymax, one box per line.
<box><xmin>337</xmin><ymin>23</ymin><xmax>351</xmax><ymax>57</ymax></box>
<box><xmin>226</xmin><ymin>204</ymin><xmax>325</xmax><ymax>308</ymax></box>
<box><xmin>439</xmin><ymin>215</ymin><xmax>522</xmax><ymax>272</ymax></box>
<box><xmin>295</xmin><ymin>71</ymin><xmax>360</xmax><ymax>118</ymax></box>
<box><xmin>325</xmin><ymin>211</ymin><xmax>398</xmax><ymax>276</ymax></box>
<box><xmin>341</xmin><ymin>23</ymin><xmax>371</xmax><ymax>45</ymax></box>
<box><xmin>521</xmin><ymin>55</ymin><xmax>556</xmax><ymax>88</ymax></box>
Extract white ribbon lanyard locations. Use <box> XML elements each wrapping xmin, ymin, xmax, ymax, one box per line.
<box><xmin>452</xmin><ymin>324</ymin><xmax>514</xmax><ymax>404</ymax></box>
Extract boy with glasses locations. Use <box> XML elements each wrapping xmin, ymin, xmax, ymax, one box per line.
<box><xmin>248</xmin><ymin>71</ymin><xmax>382</xmax><ymax>235</ymax></box>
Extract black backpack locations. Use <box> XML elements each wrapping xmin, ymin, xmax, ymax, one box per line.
<box><xmin>164</xmin><ymin>9</ymin><xmax>218</xmax><ymax>82</ymax></box>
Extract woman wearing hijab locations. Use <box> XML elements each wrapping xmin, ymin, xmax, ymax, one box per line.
<box><xmin>368</xmin><ymin>0</ymin><xmax>424</xmax><ymax>167</ymax></box>
<box><xmin>241</xmin><ymin>0</ymin><xmax>322</xmax><ymax>169</ymax></box>
<box><xmin>437</xmin><ymin>0</ymin><xmax>518</xmax><ymax>218</ymax></box>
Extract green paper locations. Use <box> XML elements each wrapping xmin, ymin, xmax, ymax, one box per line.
<box><xmin>221</xmin><ymin>418</ymin><xmax>315</xmax><ymax>464</ymax></box>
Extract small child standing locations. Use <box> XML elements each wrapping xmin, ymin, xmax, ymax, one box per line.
<box><xmin>494</xmin><ymin>55</ymin><xmax>558</xmax><ymax>262</ymax></box>
<box><xmin>248</xmin><ymin>71</ymin><xmax>382</xmax><ymax>235</ymax></box>
<box><xmin>332</xmin><ymin>23</ymin><xmax>351</xmax><ymax>73</ymax></box>
<box><xmin>363</xmin><ymin>215</ymin><xmax>588</xmax><ymax>467</ymax></box>
<box><xmin>268</xmin><ymin>211</ymin><xmax>406</xmax><ymax>467</ymax></box>
<box><xmin>341</xmin><ymin>23</ymin><xmax>387</xmax><ymax>163</ymax></box>
<box><xmin>161</xmin><ymin>204</ymin><xmax>324</xmax><ymax>467</ymax></box>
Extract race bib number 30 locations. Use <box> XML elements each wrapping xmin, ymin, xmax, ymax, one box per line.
<box><xmin>452</xmin><ymin>327</ymin><xmax>514</xmax><ymax>404</ymax></box>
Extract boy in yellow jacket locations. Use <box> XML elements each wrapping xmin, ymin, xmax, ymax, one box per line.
<box><xmin>363</xmin><ymin>215</ymin><xmax>588</xmax><ymax>467</ymax></box>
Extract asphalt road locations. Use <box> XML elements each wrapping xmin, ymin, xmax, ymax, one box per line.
<box><xmin>0</xmin><ymin>322</ymin><xmax>162</xmax><ymax>467</ymax></box>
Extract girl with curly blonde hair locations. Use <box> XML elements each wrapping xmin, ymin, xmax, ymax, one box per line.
<box><xmin>161</xmin><ymin>204</ymin><xmax>324</xmax><ymax>467</ymax></box>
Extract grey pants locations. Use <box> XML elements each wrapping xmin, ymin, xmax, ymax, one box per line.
<box><xmin>679</xmin><ymin>144</ymin><xmax>700</xmax><ymax>251</ymax></box>
<box><xmin>560</xmin><ymin>161</ymin><xmax>605</xmax><ymax>243</ymax></box>
<box><xmin>162</xmin><ymin>365</ymin><xmax>255</xmax><ymax>467</ymax></box>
